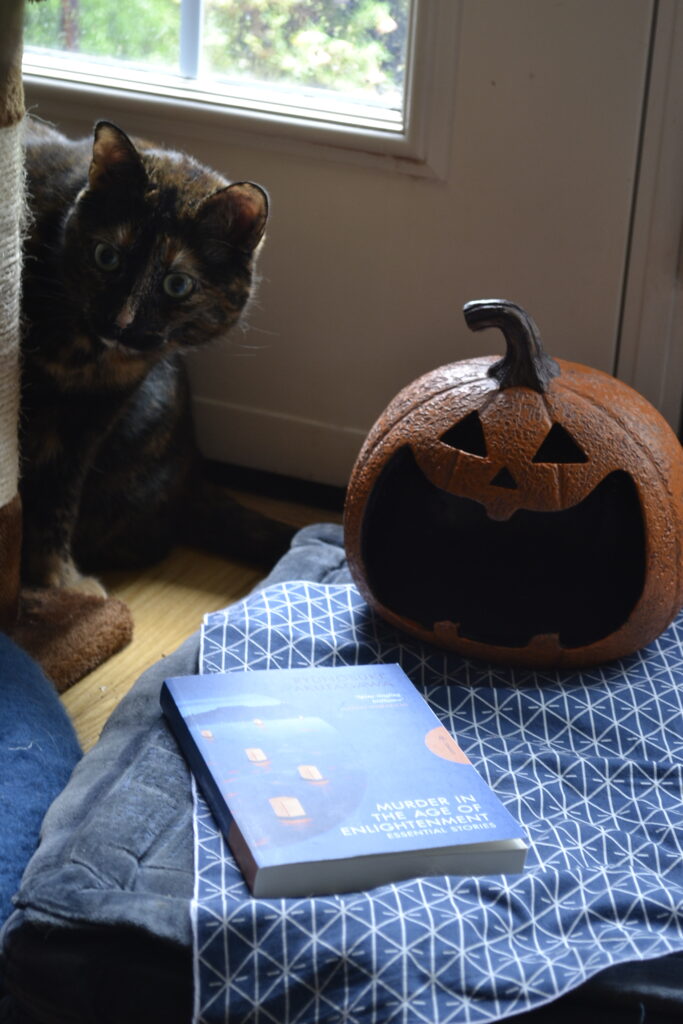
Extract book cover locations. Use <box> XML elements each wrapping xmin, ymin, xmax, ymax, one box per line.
<box><xmin>161</xmin><ymin>663</ymin><xmax>527</xmax><ymax>897</ymax></box>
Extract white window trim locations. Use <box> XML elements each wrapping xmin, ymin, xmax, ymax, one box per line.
<box><xmin>179</xmin><ymin>0</ymin><xmax>204</xmax><ymax>79</ymax></box>
<box><xmin>616</xmin><ymin>0</ymin><xmax>683</xmax><ymax>433</ymax></box>
<box><xmin>22</xmin><ymin>0</ymin><xmax>460</xmax><ymax>180</ymax></box>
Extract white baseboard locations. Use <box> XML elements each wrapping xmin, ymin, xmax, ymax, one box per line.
<box><xmin>191</xmin><ymin>396</ymin><xmax>368</xmax><ymax>488</ymax></box>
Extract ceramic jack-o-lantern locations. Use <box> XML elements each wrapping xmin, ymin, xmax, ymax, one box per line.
<box><xmin>344</xmin><ymin>299</ymin><xmax>683</xmax><ymax>669</ymax></box>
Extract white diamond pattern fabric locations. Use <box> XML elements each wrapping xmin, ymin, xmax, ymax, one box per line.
<box><xmin>193</xmin><ymin>582</ymin><xmax>683</xmax><ymax>1023</ymax></box>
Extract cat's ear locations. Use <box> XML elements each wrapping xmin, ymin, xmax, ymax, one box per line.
<box><xmin>88</xmin><ymin>121</ymin><xmax>147</xmax><ymax>192</ymax></box>
<box><xmin>198</xmin><ymin>182</ymin><xmax>269</xmax><ymax>253</ymax></box>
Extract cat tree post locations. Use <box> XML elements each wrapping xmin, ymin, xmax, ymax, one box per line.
<box><xmin>0</xmin><ymin>0</ymin><xmax>25</xmax><ymax>631</ymax></box>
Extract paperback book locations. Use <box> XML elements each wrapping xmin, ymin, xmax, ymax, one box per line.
<box><xmin>161</xmin><ymin>663</ymin><xmax>527</xmax><ymax>898</ymax></box>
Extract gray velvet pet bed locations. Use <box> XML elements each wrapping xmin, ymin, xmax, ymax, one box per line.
<box><xmin>0</xmin><ymin>525</ymin><xmax>350</xmax><ymax>1024</ymax></box>
<box><xmin>2</xmin><ymin>523</ymin><xmax>683</xmax><ymax>1024</ymax></box>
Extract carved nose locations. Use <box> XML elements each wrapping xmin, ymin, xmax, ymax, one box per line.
<box><xmin>490</xmin><ymin>467</ymin><xmax>518</xmax><ymax>489</ymax></box>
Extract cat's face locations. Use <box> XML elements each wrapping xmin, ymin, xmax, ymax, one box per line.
<box><xmin>62</xmin><ymin>121</ymin><xmax>268</xmax><ymax>359</ymax></box>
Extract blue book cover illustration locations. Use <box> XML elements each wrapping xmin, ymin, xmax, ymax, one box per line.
<box><xmin>161</xmin><ymin>664</ymin><xmax>527</xmax><ymax>896</ymax></box>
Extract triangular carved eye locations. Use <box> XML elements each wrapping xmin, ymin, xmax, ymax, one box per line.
<box><xmin>532</xmin><ymin>423</ymin><xmax>588</xmax><ymax>463</ymax></box>
<box><xmin>440</xmin><ymin>411</ymin><xmax>487</xmax><ymax>457</ymax></box>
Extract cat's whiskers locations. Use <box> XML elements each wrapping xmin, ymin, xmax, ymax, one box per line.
<box><xmin>240</xmin><ymin>323</ymin><xmax>279</xmax><ymax>339</ymax></box>
<box><xmin>98</xmin><ymin>334</ymin><xmax>165</xmax><ymax>359</ymax></box>
<box><xmin>98</xmin><ymin>336</ymin><xmax>122</xmax><ymax>351</ymax></box>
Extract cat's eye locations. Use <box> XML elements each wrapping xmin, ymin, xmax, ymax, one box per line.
<box><xmin>163</xmin><ymin>273</ymin><xmax>195</xmax><ymax>299</ymax></box>
<box><xmin>94</xmin><ymin>242</ymin><xmax>121</xmax><ymax>271</ymax></box>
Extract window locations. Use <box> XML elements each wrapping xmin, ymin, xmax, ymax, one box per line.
<box><xmin>22</xmin><ymin>0</ymin><xmax>459</xmax><ymax>177</ymax></box>
<box><xmin>24</xmin><ymin>0</ymin><xmax>411</xmax><ymax>133</ymax></box>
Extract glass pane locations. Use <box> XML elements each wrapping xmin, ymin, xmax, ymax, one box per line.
<box><xmin>24</xmin><ymin>0</ymin><xmax>412</xmax><ymax>128</ymax></box>
<box><xmin>24</xmin><ymin>0</ymin><xmax>181</xmax><ymax>73</ymax></box>
<box><xmin>202</xmin><ymin>0</ymin><xmax>411</xmax><ymax>115</ymax></box>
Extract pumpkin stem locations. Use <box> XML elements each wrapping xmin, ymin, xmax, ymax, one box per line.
<box><xmin>463</xmin><ymin>299</ymin><xmax>560</xmax><ymax>392</ymax></box>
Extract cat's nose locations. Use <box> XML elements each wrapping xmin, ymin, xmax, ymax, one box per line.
<box><xmin>115</xmin><ymin>300</ymin><xmax>136</xmax><ymax>330</ymax></box>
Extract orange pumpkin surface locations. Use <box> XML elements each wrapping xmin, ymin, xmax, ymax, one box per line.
<box><xmin>344</xmin><ymin>300</ymin><xmax>683</xmax><ymax>669</ymax></box>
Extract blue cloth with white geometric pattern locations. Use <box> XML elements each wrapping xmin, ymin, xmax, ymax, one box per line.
<box><xmin>194</xmin><ymin>581</ymin><xmax>683</xmax><ymax>1024</ymax></box>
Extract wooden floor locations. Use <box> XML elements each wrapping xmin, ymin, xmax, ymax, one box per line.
<box><xmin>61</xmin><ymin>489</ymin><xmax>342</xmax><ymax>752</ymax></box>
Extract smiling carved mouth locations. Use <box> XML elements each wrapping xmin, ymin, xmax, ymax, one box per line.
<box><xmin>360</xmin><ymin>446</ymin><xmax>646</xmax><ymax>651</ymax></box>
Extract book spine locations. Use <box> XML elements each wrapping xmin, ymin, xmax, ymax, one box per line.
<box><xmin>160</xmin><ymin>683</ymin><xmax>260</xmax><ymax>890</ymax></box>
<box><xmin>160</xmin><ymin>683</ymin><xmax>235</xmax><ymax>837</ymax></box>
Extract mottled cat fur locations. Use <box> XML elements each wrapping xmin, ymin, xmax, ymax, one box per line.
<box><xmin>20</xmin><ymin>117</ymin><xmax>294</xmax><ymax>593</ymax></box>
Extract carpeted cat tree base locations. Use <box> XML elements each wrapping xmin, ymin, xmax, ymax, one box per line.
<box><xmin>11</xmin><ymin>588</ymin><xmax>134</xmax><ymax>694</ymax></box>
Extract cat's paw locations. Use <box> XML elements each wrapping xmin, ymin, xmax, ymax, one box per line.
<box><xmin>40</xmin><ymin>556</ymin><xmax>108</xmax><ymax>598</ymax></box>
<box><xmin>65</xmin><ymin>574</ymin><xmax>108</xmax><ymax>599</ymax></box>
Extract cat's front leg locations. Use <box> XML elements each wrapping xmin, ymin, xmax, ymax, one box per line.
<box><xmin>20</xmin><ymin>430</ymin><xmax>108</xmax><ymax>597</ymax></box>
<box><xmin>29</xmin><ymin>549</ymin><xmax>107</xmax><ymax>597</ymax></box>
<box><xmin>21</xmin><ymin>503</ymin><xmax>108</xmax><ymax>597</ymax></box>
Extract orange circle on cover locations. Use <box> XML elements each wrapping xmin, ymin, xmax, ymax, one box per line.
<box><xmin>425</xmin><ymin>726</ymin><xmax>470</xmax><ymax>763</ymax></box>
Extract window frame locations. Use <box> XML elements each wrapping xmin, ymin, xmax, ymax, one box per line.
<box><xmin>22</xmin><ymin>0</ymin><xmax>460</xmax><ymax>180</ymax></box>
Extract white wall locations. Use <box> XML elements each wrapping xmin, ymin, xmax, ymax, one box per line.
<box><xmin>26</xmin><ymin>0</ymin><xmax>662</xmax><ymax>486</ymax></box>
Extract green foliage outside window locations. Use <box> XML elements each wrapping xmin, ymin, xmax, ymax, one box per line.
<box><xmin>24</xmin><ymin>0</ymin><xmax>410</xmax><ymax>104</ymax></box>
<box><xmin>24</xmin><ymin>0</ymin><xmax>180</xmax><ymax>69</ymax></box>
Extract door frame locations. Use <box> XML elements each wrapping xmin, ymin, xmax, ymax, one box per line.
<box><xmin>617</xmin><ymin>0</ymin><xmax>683</xmax><ymax>435</ymax></box>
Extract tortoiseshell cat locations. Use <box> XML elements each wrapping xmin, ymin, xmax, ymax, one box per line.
<box><xmin>20</xmin><ymin>117</ymin><xmax>294</xmax><ymax>593</ymax></box>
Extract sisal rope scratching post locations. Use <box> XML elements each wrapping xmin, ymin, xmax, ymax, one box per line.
<box><xmin>0</xmin><ymin>0</ymin><xmax>25</xmax><ymax>632</ymax></box>
<box><xmin>0</xmin><ymin>123</ymin><xmax>22</xmax><ymax>522</ymax></box>
<box><xmin>0</xmin><ymin>0</ymin><xmax>134</xmax><ymax>692</ymax></box>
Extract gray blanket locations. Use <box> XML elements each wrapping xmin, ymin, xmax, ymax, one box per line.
<box><xmin>0</xmin><ymin>524</ymin><xmax>349</xmax><ymax>1024</ymax></box>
